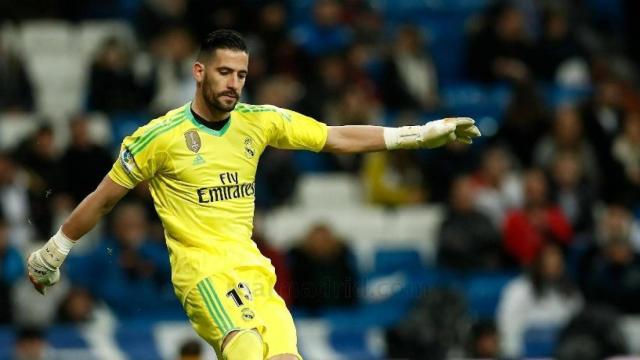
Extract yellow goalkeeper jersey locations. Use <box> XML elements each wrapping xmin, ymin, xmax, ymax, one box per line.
<box><xmin>108</xmin><ymin>102</ymin><xmax>328</xmax><ymax>305</ymax></box>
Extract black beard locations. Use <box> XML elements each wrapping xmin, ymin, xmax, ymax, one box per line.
<box><xmin>203</xmin><ymin>76</ymin><xmax>238</xmax><ymax>112</ymax></box>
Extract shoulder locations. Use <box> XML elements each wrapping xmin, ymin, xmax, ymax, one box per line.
<box><xmin>234</xmin><ymin>103</ymin><xmax>293</xmax><ymax>121</ymax></box>
<box><xmin>129</xmin><ymin>105</ymin><xmax>189</xmax><ymax>149</ymax></box>
<box><xmin>503</xmin><ymin>276</ymin><xmax>532</xmax><ymax>299</ymax></box>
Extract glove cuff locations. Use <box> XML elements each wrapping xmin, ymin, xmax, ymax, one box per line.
<box><xmin>51</xmin><ymin>228</ymin><xmax>75</xmax><ymax>255</ymax></box>
<box><xmin>383</xmin><ymin>126</ymin><xmax>424</xmax><ymax>150</ymax></box>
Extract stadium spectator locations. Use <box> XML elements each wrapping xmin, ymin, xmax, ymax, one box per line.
<box><xmin>554</xmin><ymin>306</ymin><xmax>629</xmax><ymax>360</ymax></box>
<box><xmin>471</xmin><ymin>146</ymin><xmax>523</xmax><ymax>227</ymax></box>
<box><xmin>253</xmin><ymin>2</ymin><xmax>289</xmax><ymax>58</ymax></box>
<box><xmin>423</xmin><ymin>140</ymin><xmax>479</xmax><ymax>204</ymax></box>
<box><xmin>55</xmin><ymin>287</ymin><xmax>107</xmax><ymax>325</ymax></box>
<box><xmin>297</xmin><ymin>54</ymin><xmax>348</xmax><ymax>121</ymax></box>
<box><xmin>534</xmin><ymin>105</ymin><xmax>600</xmax><ymax>188</ymax></box>
<box><xmin>15</xmin><ymin>124</ymin><xmax>64</xmax><ymax>242</ymax></box>
<box><xmin>581</xmin><ymin>204</ymin><xmax>640</xmax><ymax>313</ymax></box>
<box><xmin>533</xmin><ymin>7</ymin><xmax>589</xmax><ymax>85</ymax></box>
<box><xmin>0</xmin><ymin>38</ymin><xmax>34</xmax><ymax>113</ymax></box>
<box><xmin>503</xmin><ymin>169</ymin><xmax>573</xmax><ymax>265</ymax></box>
<box><xmin>178</xmin><ymin>339</ymin><xmax>202</xmax><ymax>360</ymax></box>
<box><xmin>292</xmin><ymin>0</ymin><xmax>352</xmax><ymax>56</ymax></box>
<box><xmin>134</xmin><ymin>0</ymin><xmax>189</xmax><ymax>45</ymax></box>
<box><xmin>362</xmin><ymin>150</ymin><xmax>425</xmax><ymax>206</ymax></box>
<box><xmin>12</xmin><ymin>327</ymin><xmax>55</xmax><ymax>360</ymax></box>
<box><xmin>87</xmin><ymin>37</ymin><xmax>155</xmax><ymax>114</ymax></box>
<box><xmin>548</xmin><ymin>151</ymin><xmax>596</xmax><ymax>235</ymax></box>
<box><xmin>59</xmin><ymin>115</ymin><xmax>113</xmax><ymax>205</ymax></box>
<box><xmin>497</xmin><ymin>82</ymin><xmax>550</xmax><ymax>166</ymax></box>
<box><xmin>497</xmin><ymin>242</ymin><xmax>583</xmax><ymax>359</ymax></box>
<box><xmin>466</xmin><ymin>2</ymin><xmax>535</xmax><ymax>83</ymax></box>
<box><xmin>467</xmin><ymin>321</ymin><xmax>501</xmax><ymax>359</ymax></box>
<box><xmin>612</xmin><ymin>111</ymin><xmax>640</xmax><ymax>203</ymax></box>
<box><xmin>0</xmin><ymin>152</ymin><xmax>32</xmax><ymax>249</ymax></box>
<box><xmin>288</xmin><ymin>224</ymin><xmax>358</xmax><ymax>312</ymax></box>
<box><xmin>67</xmin><ymin>202</ymin><xmax>174</xmax><ymax>317</ymax></box>
<box><xmin>380</xmin><ymin>25</ymin><xmax>440</xmax><ymax>112</ymax></box>
<box><xmin>437</xmin><ymin>176</ymin><xmax>503</xmax><ymax>271</ymax></box>
<box><xmin>148</xmin><ymin>26</ymin><xmax>197</xmax><ymax>114</ymax></box>
<box><xmin>580</xmin><ymin>78</ymin><xmax>626</xmax><ymax>168</ymax></box>
<box><xmin>0</xmin><ymin>216</ymin><xmax>23</xmax><ymax>324</ymax></box>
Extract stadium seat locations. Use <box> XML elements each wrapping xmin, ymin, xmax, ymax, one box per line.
<box><xmin>295</xmin><ymin>173</ymin><xmax>364</xmax><ymax>208</ymax></box>
<box><xmin>373</xmin><ymin>248</ymin><xmax>422</xmax><ymax>274</ymax></box>
<box><xmin>523</xmin><ymin>325</ymin><xmax>560</xmax><ymax>358</ymax></box>
<box><xmin>385</xmin><ymin>205</ymin><xmax>445</xmax><ymax>264</ymax></box>
<box><xmin>0</xmin><ymin>113</ymin><xmax>39</xmax><ymax>150</ymax></box>
<box><xmin>463</xmin><ymin>272</ymin><xmax>516</xmax><ymax>319</ymax></box>
<box><xmin>25</xmin><ymin>54</ymin><xmax>88</xmax><ymax>117</ymax></box>
<box><xmin>19</xmin><ymin>21</ymin><xmax>75</xmax><ymax>56</ymax></box>
<box><xmin>78</xmin><ymin>20</ymin><xmax>136</xmax><ymax>60</ymax></box>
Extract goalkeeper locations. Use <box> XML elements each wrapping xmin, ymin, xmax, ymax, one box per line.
<box><xmin>28</xmin><ymin>30</ymin><xmax>480</xmax><ymax>360</ymax></box>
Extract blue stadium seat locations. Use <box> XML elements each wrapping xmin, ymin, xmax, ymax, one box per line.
<box><xmin>464</xmin><ymin>271</ymin><xmax>517</xmax><ymax>319</ymax></box>
<box><xmin>373</xmin><ymin>248</ymin><xmax>422</xmax><ymax>274</ymax></box>
<box><xmin>523</xmin><ymin>325</ymin><xmax>560</xmax><ymax>358</ymax></box>
<box><xmin>329</xmin><ymin>328</ymin><xmax>379</xmax><ymax>360</ymax></box>
<box><xmin>116</xmin><ymin>322</ymin><xmax>163</xmax><ymax>360</ymax></box>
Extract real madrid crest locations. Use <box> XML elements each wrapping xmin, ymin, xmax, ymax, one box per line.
<box><xmin>184</xmin><ymin>129</ymin><xmax>201</xmax><ymax>153</ymax></box>
<box><xmin>244</xmin><ymin>137</ymin><xmax>255</xmax><ymax>158</ymax></box>
<box><xmin>241</xmin><ymin>308</ymin><xmax>255</xmax><ymax>321</ymax></box>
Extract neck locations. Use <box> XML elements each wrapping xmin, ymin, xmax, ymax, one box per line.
<box><xmin>192</xmin><ymin>93</ymin><xmax>231</xmax><ymax>122</ymax></box>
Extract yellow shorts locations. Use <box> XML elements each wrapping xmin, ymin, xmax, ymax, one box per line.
<box><xmin>183</xmin><ymin>266</ymin><xmax>301</xmax><ymax>359</ymax></box>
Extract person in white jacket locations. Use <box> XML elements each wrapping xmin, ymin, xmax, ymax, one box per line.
<box><xmin>497</xmin><ymin>242</ymin><xmax>582</xmax><ymax>358</ymax></box>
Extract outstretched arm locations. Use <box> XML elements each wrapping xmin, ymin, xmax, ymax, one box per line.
<box><xmin>28</xmin><ymin>176</ymin><xmax>130</xmax><ymax>294</ymax></box>
<box><xmin>322</xmin><ymin>118</ymin><xmax>481</xmax><ymax>154</ymax></box>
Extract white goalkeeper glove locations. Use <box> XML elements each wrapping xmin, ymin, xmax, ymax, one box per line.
<box><xmin>384</xmin><ymin>117</ymin><xmax>481</xmax><ymax>150</ymax></box>
<box><xmin>27</xmin><ymin>229</ymin><xmax>76</xmax><ymax>295</ymax></box>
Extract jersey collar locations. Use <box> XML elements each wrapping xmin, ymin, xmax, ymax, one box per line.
<box><xmin>184</xmin><ymin>102</ymin><xmax>232</xmax><ymax>137</ymax></box>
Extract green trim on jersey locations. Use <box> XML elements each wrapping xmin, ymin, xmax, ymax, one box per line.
<box><xmin>184</xmin><ymin>102</ymin><xmax>232</xmax><ymax>137</ymax></box>
<box><xmin>130</xmin><ymin>116</ymin><xmax>185</xmax><ymax>155</ymax></box>
<box><xmin>235</xmin><ymin>103</ymin><xmax>292</xmax><ymax>121</ymax></box>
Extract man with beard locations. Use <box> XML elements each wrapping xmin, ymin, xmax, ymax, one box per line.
<box><xmin>26</xmin><ymin>30</ymin><xmax>480</xmax><ymax>360</ymax></box>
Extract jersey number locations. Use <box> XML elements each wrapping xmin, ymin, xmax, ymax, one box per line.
<box><xmin>226</xmin><ymin>282</ymin><xmax>253</xmax><ymax>307</ymax></box>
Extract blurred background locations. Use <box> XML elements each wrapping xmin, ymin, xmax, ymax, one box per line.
<box><xmin>1</xmin><ymin>0</ymin><xmax>640</xmax><ymax>359</ymax></box>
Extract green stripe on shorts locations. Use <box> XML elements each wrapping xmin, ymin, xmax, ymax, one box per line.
<box><xmin>204</xmin><ymin>278</ymin><xmax>235</xmax><ymax>330</ymax></box>
<box><xmin>197</xmin><ymin>282</ymin><xmax>230</xmax><ymax>334</ymax></box>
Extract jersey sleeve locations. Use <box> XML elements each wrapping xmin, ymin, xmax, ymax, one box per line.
<box><xmin>267</xmin><ymin>107</ymin><xmax>328</xmax><ymax>152</ymax></box>
<box><xmin>108</xmin><ymin>122</ymin><xmax>167</xmax><ymax>189</ymax></box>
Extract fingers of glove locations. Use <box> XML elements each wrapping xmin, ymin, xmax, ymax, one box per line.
<box><xmin>456</xmin><ymin>136</ymin><xmax>473</xmax><ymax>144</ymax></box>
<box><xmin>29</xmin><ymin>274</ymin><xmax>46</xmax><ymax>295</ymax></box>
<box><xmin>28</xmin><ymin>269</ymin><xmax>59</xmax><ymax>295</ymax></box>
<box><xmin>455</xmin><ymin>125</ymin><xmax>481</xmax><ymax>138</ymax></box>
<box><xmin>444</xmin><ymin>117</ymin><xmax>475</xmax><ymax>127</ymax></box>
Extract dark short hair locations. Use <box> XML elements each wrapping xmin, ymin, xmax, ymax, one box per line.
<box><xmin>198</xmin><ymin>29</ymin><xmax>247</xmax><ymax>60</ymax></box>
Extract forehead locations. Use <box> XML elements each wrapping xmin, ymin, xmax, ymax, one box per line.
<box><xmin>208</xmin><ymin>49</ymin><xmax>249</xmax><ymax>70</ymax></box>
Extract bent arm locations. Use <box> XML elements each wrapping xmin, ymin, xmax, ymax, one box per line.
<box><xmin>61</xmin><ymin>175</ymin><xmax>130</xmax><ymax>240</ymax></box>
<box><xmin>323</xmin><ymin>125</ymin><xmax>386</xmax><ymax>154</ymax></box>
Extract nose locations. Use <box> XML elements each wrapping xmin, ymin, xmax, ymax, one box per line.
<box><xmin>227</xmin><ymin>74</ymin><xmax>240</xmax><ymax>90</ymax></box>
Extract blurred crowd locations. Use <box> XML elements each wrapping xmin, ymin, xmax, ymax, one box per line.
<box><xmin>2</xmin><ymin>0</ymin><xmax>640</xmax><ymax>359</ymax></box>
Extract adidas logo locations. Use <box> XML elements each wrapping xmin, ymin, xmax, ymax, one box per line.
<box><xmin>192</xmin><ymin>154</ymin><xmax>205</xmax><ymax>165</ymax></box>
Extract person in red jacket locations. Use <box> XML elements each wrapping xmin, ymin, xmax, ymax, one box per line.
<box><xmin>503</xmin><ymin>168</ymin><xmax>573</xmax><ymax>265</ymax></box>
